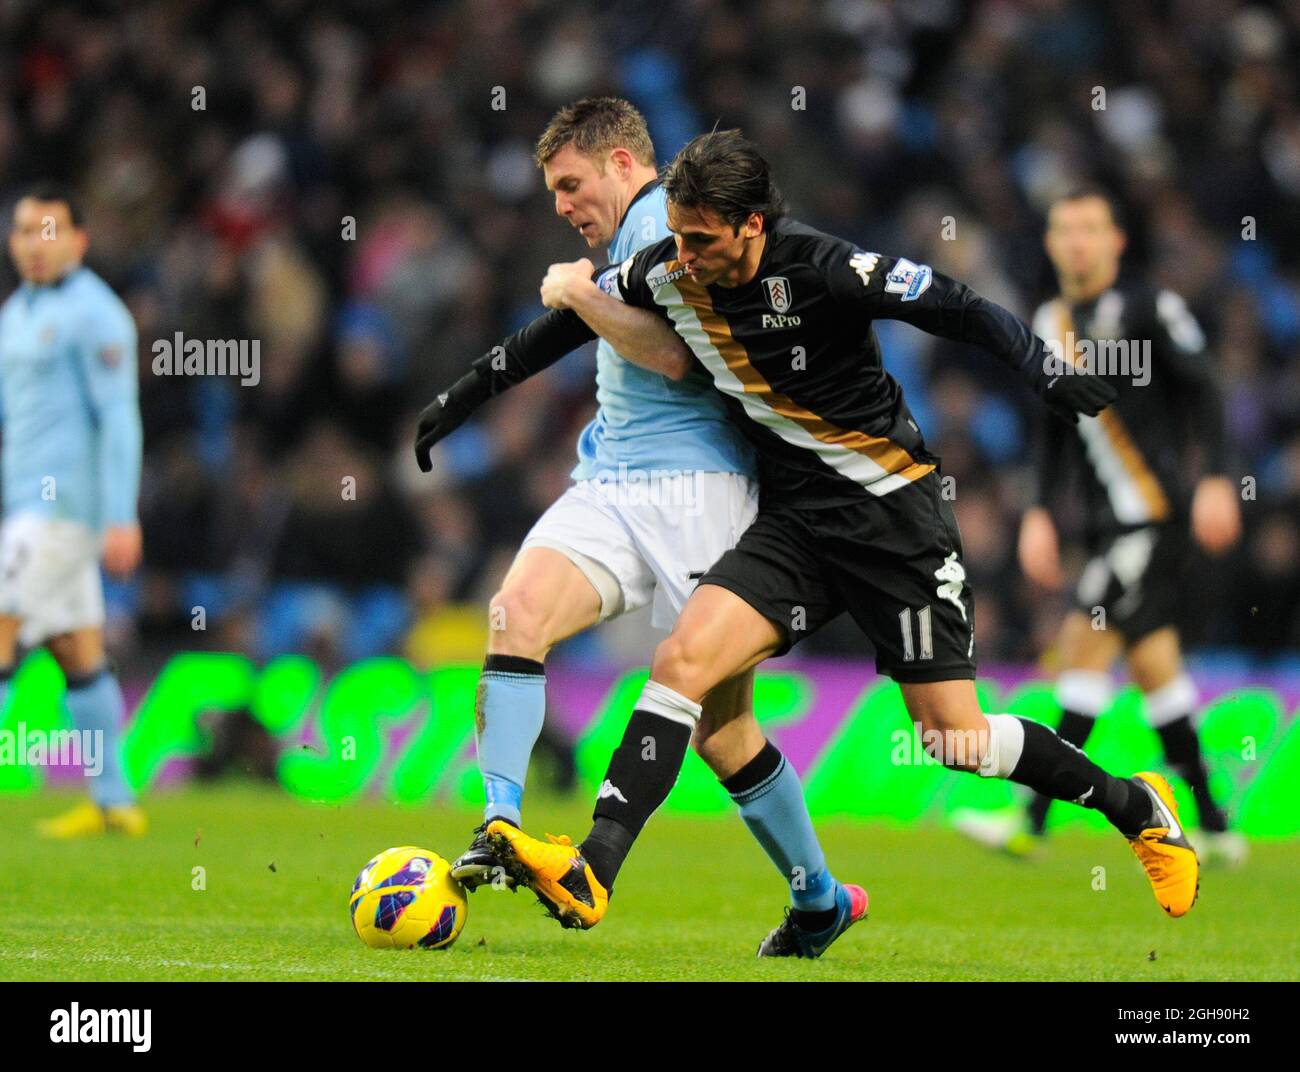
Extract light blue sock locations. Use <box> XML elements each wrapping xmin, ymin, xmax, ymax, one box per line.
<box><xmin>64</xmin><ymin>666</ymin><xmax>134</xmax><ymax>807</ymax></box>
<box><xmin>476</xmin><ymin>655</ymin><xmax>547</xmax><ymax>826</ymax></box>
<box><xmin>727</xmin><ymin>742</ymin><xmax>837</xmax><ymax>912</ymax></box>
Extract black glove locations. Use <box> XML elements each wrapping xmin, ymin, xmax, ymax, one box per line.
<box><xmin>1035</xmin><ymin>355</ymin><xmax>1118</xmax><ymax>423</ymax></box>
<box><xmin>414</xmin><ymin>370</ymin><xmax>490</xmax><ymax>472</ymax></box>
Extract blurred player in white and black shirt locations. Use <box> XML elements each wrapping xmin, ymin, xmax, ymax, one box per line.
<box><xmin>957</xmin><ymin>187</ymin><xmax>1246</xmax><ymax>866</ymax></box>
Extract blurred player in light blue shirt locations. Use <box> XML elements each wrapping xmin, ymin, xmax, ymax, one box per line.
<box><xmin>0</xmin><ymin>185</ymin><xmax>145</xmax><ymax>836</ymax></box>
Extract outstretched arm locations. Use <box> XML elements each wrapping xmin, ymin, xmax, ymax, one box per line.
<box><xmin>413</xmin><ymin>266</ymin><xmax>691</xmax><ymax>473</ymax></box>
<box><xmin>831</xmin><ymin>250</ymin><xmax>1117</xmax><ymax>422</ymax></box>
<box><xmin>540</xmin><ymin>258</ymin><xmax>691</xmax><ymax>380</ymax></box>
<box><xmin>414</xmin><ymin>307</ymin><xmax>596</xmax><ymax>472</ymax></box>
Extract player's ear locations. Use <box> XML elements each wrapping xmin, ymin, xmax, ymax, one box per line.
<box><xmin>609</xmin><ymin>147</ymin><xmax>634</xmax><ymax>180</ymax></box>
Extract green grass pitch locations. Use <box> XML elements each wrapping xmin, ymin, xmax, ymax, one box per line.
<box><xmin>2</xmin><ymin>785</ymin><xmax>1297</xmax><ymax>981</ymax></box>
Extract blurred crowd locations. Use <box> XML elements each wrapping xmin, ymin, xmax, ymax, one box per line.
<box><xmin>2</xmin><ymin>0</ymin><xmax>1298</xmax><ymax>674</ymax></box>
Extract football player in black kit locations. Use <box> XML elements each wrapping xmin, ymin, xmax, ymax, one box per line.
<box><xmin>415</xmin><ymin>132</ymin><xmax>1201</xmax><ymax>956</ymax></box>
<box><xmin>955</xmin><ymin>187</ymin><xmax>1246</xmax><ymax>867</ymax></box>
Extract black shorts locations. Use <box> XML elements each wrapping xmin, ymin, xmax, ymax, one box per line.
<box><xmin>1073</xmin><ymin>523</ymin><xmax>1185</xmax><ymax>642</ymax></box>
<box><xmin>700</xmin><ymin>472</ymin><xmax>976</xmax><ymax>683</ymax></box>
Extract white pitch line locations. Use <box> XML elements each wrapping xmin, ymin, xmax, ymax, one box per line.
<box><xmin>0</xmin><ymin>948</ymin><xmax>526</xmax><ymax>982</ymax></box>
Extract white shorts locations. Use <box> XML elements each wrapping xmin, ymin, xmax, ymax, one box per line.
<box><xmin>0</xmin><ymin>515</ymin><xmax>105</xmax><ymax>647</ymax></box>
<box><xmin>521</xmin><ymin>471</ymin><xmax>759</xmax><ymax>629</ymax></box>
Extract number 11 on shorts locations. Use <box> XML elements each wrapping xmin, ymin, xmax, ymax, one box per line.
<box><xmin>899</xmin><ymin>605</ymin><xmax>933</xmax><ymax>661</ymax></box>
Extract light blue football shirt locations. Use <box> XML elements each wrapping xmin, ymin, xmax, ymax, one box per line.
<box><xmin>0</xmin><ymin>265</ymin><xmax>142</xmax><ymax>529</ymax></box>
<box><xmin>571</xmin><ymin>182</ymin><xmax>755</xmax><ymax>481</ymax></box>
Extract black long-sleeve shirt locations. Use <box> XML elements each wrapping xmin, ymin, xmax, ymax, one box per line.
<box><xmin>462</xmin><ymin>217</ymin><xmax>1063</xmax><ymax>507</ymax></box>
<box><xmin>607</xmin><ymin>218</ymin><xmax>1061</xmax><ymax>506</ymax></box>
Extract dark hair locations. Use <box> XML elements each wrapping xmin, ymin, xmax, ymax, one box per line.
<box><xmin>535</xmin><ymin>97</ymin><xmax>656</xmax><ymax>169</ymax></box>
<box><xmin>661</xmin><ymin>129</ymin><xmax>786</xmax><ymax>232</ymax></box>
<box><xmin>18</xmin><ymin>182</ymin><xmax>83</xmax><ymax>227</ymax></box>
<box><xmin>1051</xmin><ymin>184</ymin><xmax>1125</xmax><ymax>230</ymax></box>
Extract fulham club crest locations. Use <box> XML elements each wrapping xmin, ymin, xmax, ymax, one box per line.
<box><xmin>763</xmin><ymin>276</ymin><xmax>792</xmax><ymax>313</ymax></box>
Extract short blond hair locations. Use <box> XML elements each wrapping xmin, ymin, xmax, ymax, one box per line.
<box><xmin>534</xmin><ymin>97</ymin><xmax>656</xmax><ymax>170</ymax></box>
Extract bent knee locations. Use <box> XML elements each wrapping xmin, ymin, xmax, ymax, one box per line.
<box><xmin>487</xmin><ymin>586</ymin><xmax>553</xmax><ymax>657</ymax></box>
<box><xmin>650</xmin><ymin>634</ymin><xmax>718</xmax><ymax>700</ymax></box>
<box><xmin>691</xmin><ymin>731</ymin><xmax>736</xmax><ymax>776</ymax></box>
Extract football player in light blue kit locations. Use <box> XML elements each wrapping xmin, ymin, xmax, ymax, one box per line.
<box><xmin>438</xmin><ymin>99</ymin><xmax>859</xmax><ymax>955</ymax></box>
<box><xmin>1</xmin><ymin>185</ymin><xmax>145</xmax><ymax>837</ymax></box>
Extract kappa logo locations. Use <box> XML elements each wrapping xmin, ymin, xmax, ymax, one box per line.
<box><xmin>849</xmin><ymin>251</ymin><xmax>880</xmax><ymax>285</ymax></box>
<box><xmin>598</xmin><ymin>779</ymin><xmax>628</xmax><ymax>803</ymax></box>
<box><xmin>648</xmin><ymin>264</ymin><xmax>689</xmax><ymax>289</ymax></box>
<box><xmin>763</xmin><ymin>276</ymin><xmax>792</xmax><ymax>313</ymax></box>
<box><xmin>934</xmin><ymin>552</ymin><xmax>968</xmax><ymax>622</ymax></box>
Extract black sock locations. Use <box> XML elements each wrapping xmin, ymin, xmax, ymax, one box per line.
<box><xmin>482</xmin><ymin>653</ymin><xmax>544</xmax><ymax>675</ymax></box>
<box><xmin>1026</xmin><ymin>709</ymin><xmax>1097</xmax><ymax>835</ymax></box>
<box><xmin>1157</xmin><ymin>715</ymin><xmax>1228</xmax><ymax>833</ymax></box>
<box><xmin>1010</xmin><ymin>717</ymin><xmax>1152</xmax><ymax>837</ymax></box>
<box><xmin>579</xmin><ymin>708</ymin><xmax>693</xmax><ymax>890</ymax></box>
<box><xmin>580</xmin><ymin>817</ymin><xmax>636</xmax><ymax>893</ymax></box>
<box><xmin>720</xmin><ymin>739</ymin><xmax>782</xmax><ymax>796</ymax></box>
<box><xmin>792</xmin><ymin>906</ymin><xmax>839</xmax><ymax>932</ymax></box>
